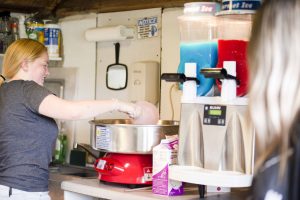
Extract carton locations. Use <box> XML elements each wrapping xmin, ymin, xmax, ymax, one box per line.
<box><xmin>152</xmin><ymin>138</ymin><xmax>184</xmax><ymax>196</ymax></box>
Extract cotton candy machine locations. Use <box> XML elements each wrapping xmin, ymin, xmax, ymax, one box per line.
<box><xmin>89</xmin><ymin>119</ymin><xmax>179</xmax><ymax>187</ymax></box>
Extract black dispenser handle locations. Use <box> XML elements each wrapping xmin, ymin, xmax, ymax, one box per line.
<box><xmin>200</xmin><ymin>68</ymin><xmax>240</xmax><ymax>85</ymax></box>
<box><xmin>161</xmin><ymin>73</ymin><xmax>200</xmax><ymax>85</ymax></box>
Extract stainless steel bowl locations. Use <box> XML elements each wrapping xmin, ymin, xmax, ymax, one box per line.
<box><xmin>89</xmin><ymin>119</ymin><xmax>179</xmax><ymax>154</ymax></box>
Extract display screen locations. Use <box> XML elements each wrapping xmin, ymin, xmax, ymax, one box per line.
<box><xmin>209</xmin><ymin>109</ymin><xmax>222</xmax><ymax>116</ymax></box>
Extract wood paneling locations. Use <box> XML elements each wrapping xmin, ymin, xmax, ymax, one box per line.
<box><xmin>0</xmin><ymin>0</ymin><xmax>219</xmax><ymax>18</ymax></box>
<box><xmin>0</xmin><ymin>0</ymin><xmax>61</xmax><ymax>15</ymax></box>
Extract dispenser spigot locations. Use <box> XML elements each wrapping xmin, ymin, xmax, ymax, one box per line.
<box><xmin>161</xmin><ymin>73</ymin><xmax>200</xmax><ymax>84</ymax></box>
<box><xmin>200</xmin><ymin>68</ymin><xmax>240</xmax><ymax>85</ymax></box>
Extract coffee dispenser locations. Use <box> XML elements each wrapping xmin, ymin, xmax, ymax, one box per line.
<box><xmin>162</xmin><ymin>1</ymin><xmax>259</xmax><ymax>198</ymax></box>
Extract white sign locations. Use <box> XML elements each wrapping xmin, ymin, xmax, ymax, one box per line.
<box><xmin>137</xmin><ymin>16</ymin><xmax>158</xmax><ymax>39</ymax></box>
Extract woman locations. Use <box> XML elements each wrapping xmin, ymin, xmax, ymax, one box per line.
<box><xmin>248</xmin><ymin>0</ymin><xmax>300</xmax><ymax>199</ymax></box>
<box><xmin>0</xmin><ymin>39</ymin><xmax>143</xmax><ymax>199</ymax></box>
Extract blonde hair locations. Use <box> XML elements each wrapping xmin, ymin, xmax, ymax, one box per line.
<box><xmin>0</xmin><ymin>39</ymin><xmax>47</xmax><ymax>86</ymax></box>
<box><xmin>248</xmin><ymin>0</ymin><xmax>300</xmax><ymax>175</ymax></box>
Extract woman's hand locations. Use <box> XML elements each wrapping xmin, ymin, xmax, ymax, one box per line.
<box><xmin>131</xmin><ymin>101</ymin><xmax>159</xmax><ymax>125</ymax></box>
<box><xmin>113</xmin><ymin>99</ymin><xmax>142</xmax><ymax>119</ymax></box>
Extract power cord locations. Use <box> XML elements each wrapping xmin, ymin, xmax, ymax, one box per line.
<box><xmin>169</xmin><ymin>83</ymin><xmax>178</xmax><ymax>121</ymax></box>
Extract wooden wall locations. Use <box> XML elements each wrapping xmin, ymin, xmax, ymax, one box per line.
<box><xmin>0</xmin><ymin>0</ymin><xmax>219</xmax><ymax>18</ymax></box>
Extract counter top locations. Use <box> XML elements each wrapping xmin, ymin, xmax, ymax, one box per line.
<box><xmin>61</xmin><ymin>178</ymin><xmax>250</xmax><ymax>200</ymax></box>
<box><xmin>62</xmin><ymin>178</ymin><xmax>200</xmax><ymax>200</ymax></box>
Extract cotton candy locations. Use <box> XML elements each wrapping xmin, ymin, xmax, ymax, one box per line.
<box><xmin>132</xmin><ymin>101</ymin><xmax>159</xmax><ymax>125</ymax></box>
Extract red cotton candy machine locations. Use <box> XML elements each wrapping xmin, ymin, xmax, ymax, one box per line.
<box><xmin>94</xmin><ymin>153</ymin><xmax>153</xmax><ymax>188</ymax></box>
<box><xmin>89</xmin><ymin>119</ymin><xmax>179</xmax><ymax>188</ymax></box>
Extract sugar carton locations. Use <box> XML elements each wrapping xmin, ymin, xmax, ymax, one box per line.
<box><xmin>152</xmin><ymin>137</ymin><xmax>183</xmax><ymax>196</ymax></box>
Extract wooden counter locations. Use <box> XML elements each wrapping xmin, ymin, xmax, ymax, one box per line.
<box><xmin>61</xmin><ymin>178</ymin><xmax>250</xmax><ymax>200</ymax></box>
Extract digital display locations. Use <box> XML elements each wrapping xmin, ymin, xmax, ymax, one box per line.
<box><xmin>209</xmin><ymin>109</ymin><xmax>222</xmax><ymax>116</ymax></box>
<box><xmin>204</xmin><ymin>104</ymin><xmax>226</xmax><ymax>126</ymax></box>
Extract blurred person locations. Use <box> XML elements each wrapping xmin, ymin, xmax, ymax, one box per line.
<box><xmin>248</xmin><ymin>0</ymin><xmax>300</xmax><ymax>199</ymax></box>
<box><xmin>0</xmin><ymin>39</ymin><xmax>143</xmax><ymax>200</ymax></box>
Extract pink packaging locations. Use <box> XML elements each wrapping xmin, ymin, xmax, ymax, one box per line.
<box><xmin>152</xmin><ymin>138</ymin><xmax>184</xmax><ymax>196</ymax></box>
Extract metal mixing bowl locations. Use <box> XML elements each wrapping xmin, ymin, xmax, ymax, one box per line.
<box><xmin>89</xmin><ymin>119</ymin><xmax>179</xmax><ymax>154</ymax></box>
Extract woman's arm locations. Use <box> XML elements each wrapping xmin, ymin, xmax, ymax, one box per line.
<box><xmin>38</xmin><ymin>94</ymin><xmax>141</xmax><ymax>120</ymax></box>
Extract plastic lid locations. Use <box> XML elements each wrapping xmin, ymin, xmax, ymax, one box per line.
<box><xmin>183</xmin><ymin>2</ymin><xmax>221</xmax><ymax>16</ymax></box>
<box><xmin>216</xmin><ymin>0</ymin><xmax>261</xmax><ymax>16</ymax></box>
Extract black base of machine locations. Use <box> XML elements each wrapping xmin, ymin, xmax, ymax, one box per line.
<box><xmin>100</xmin><ymin>180</ymin><xmax>151</xmax><ymax>189</ymax></box>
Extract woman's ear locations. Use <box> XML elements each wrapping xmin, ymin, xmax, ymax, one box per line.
<box><xmin>20</xmin><ymin>60</ymin><xmax>29</xmax><ymax>72</ymax></box>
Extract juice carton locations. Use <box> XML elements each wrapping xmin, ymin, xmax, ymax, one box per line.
<box><xmin>152</xmin><ymin>137</ymin><xmax>183</xmax><ymax>196</ymax></box>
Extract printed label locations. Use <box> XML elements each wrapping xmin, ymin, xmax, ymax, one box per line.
<box><xmin>97</xmin><ymin>159</ymin><xmax>107</xmax><ymax>170</ymax></box>
<box><xmin>95</xmin><ymin>126</ymin><xmax>112</xmax><ymax>151</ymax></box>
<box><xmin>221</xmin><ymin>0</ymin><xmax>261</xmax><ymax>11</ymax></box>
<box><xmin>143</xmin><ymin>167</ymin><xmax>153</xmax><ymax>181</ymax></box>
<box><xmin>137</xmin><ymin>16</ymin><xmax>158</xmax><ymax>39</ymax></box>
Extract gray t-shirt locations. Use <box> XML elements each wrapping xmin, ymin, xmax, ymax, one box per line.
<box><xmin>0</xmin><ymin>80</ymin><xmax>58</xmax><ymax>192</ymax></box>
